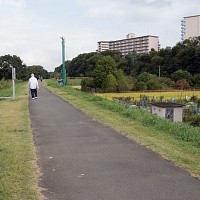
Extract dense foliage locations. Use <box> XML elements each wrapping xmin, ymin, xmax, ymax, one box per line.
<box><xmin>54</xmin><ymin>37</ymin><xmax>200</xmax><ymax>91</ymax></box>
<box><xmin>0</xmin><ymin>54</ymin><xmax>50</xmax><ymax>80</ymax></box>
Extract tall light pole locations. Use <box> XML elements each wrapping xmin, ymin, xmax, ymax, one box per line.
<box><xmin>61</xmin><ymin>37</ymin><xmax>67</xmax><ymax>85</ymax></box>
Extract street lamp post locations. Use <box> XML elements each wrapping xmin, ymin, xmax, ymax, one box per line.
<box><xmin>61</xmin><ymin>37</ymin><xmax>67</xmax><ymax>85</ymax></box>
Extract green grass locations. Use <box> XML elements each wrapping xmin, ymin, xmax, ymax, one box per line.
<box><xmin>0</xmin><ymin>82</ymin><xmax>41</xmax><ymax>200</ymax></box>
<box><xmin>67</xmin><ymin>77</ymin><xmax>82</xmax><ymax>86</ymax></box>
<box><xmin>45</xmin><ymin>79</ymin><xmax>200</xmax><ymax>179</ymax></box>
<box><xmin>0</xmin><ymin>80</ymin><xmax>12</xmax><ymax>97</ymax></box>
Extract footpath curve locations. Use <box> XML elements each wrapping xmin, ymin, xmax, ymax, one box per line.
<box><xmin>29</xmin><ymin>85</ymin><xmax>200</xmax><ymax>200</ymax></box>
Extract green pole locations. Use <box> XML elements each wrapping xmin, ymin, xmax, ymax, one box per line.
<box><xmin>61</xmin><ymin>37</ymin><xmax>67</xmax><ymax>85</ymax></box>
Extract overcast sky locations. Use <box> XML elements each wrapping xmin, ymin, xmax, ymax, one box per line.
<box><xmin>0</xmin><ymin>0</ymin><xmax>199</xmax><ymax>72</ymax></box>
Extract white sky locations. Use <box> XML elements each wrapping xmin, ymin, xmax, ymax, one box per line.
<box><xmin>0</xmin><ymin>0</ymin><xmax>199</xmax><ymax>72</ymax></box>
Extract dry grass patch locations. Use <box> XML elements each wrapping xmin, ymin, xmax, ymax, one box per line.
<box><xmin>99</xmin><ymin>90</ymin><xmax>200</xmax><ymax>101</ymax></box>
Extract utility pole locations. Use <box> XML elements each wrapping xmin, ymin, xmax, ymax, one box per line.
<box><xmin>158</xmin><ymin>65</ymin><xmax>161</xmax><ymax>78</ymax></box>
<box><xmin>61</xmin><ymin>37</ymin><xmax>67</xmax><ymax>85</ymax></box>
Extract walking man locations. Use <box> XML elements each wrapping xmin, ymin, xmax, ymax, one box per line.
<box><xmin>29</xmin><ymin>73</ymin><xmax>39</xmax><ymax>99</ymax></box>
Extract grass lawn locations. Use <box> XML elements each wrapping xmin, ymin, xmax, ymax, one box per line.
<box><xmin>0</xmin><ymin>82</ymin><xmax>42</xmax><ymax>200</ymax></box>
<box><xmin>45</xmin><ymin>79</ymin><xmax>200</xmax><ymax>179</ymax></box>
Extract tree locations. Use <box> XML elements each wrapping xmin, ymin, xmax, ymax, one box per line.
<box><xmin>146</xmin><ymin>79</ymin><xmax>162</xmax><ymax>90</ymax></box>
<box><xmin>102</xmin><ymin>74</ymin><xmax>118</xmax><ymax>92</ymax></box>
<box><xmin>158</xmin><ymin>47</ymin><xmax>174</xmax><ymax>76</ymax></box>
<box><xmin>85</xmin><ymin>53</ymin><xmax>103</xmax><ymax>77</ymax></box>
<box><xmin>135</xmin><ymin>53</ymin><xmax>152</xmax><ymax>74</ymax></box>
<box><xmin>81</xmin><ymin>77</ymin><xmax>94</xmax><ymax>92</ymax></box>
<box><xmin>114</xmin><ymin>69</ymin><xmax>131</xmax><ymax>91</ymax></box>
<box><xmin>151</xmin><ymin>55</ymin><xmax>163</xmax><ymax>77</ymax></box>
<box><xmin>173</xmin><ymin>37</ymin><xmax>200</xmax><ymax>74</ymax></box>
<box><xmin>92</xmin><ymin>56</ymin><xmax>117</xmax><ymax>89</ymax></box>
<box><xmin>27</xmin><ymin>65</ymin><xmax>49</xmax><ymax>79</ymax></box>
<box><xmin>159</xmin><ymin>77</ymin><xmax>175</xmax><ymax>89</ymax></box>
<box><xmin>117</xmin><ymin>57</ymin><xmax>129</xmax><ymax>75</ymax></box>
<box><xmin>69</xmin><ymin>53</ymin><xmax>88</xmax><ymax>77</ymax></box>
<box><xmin>0</xmin><ymin>54</ymin><xmax>27</xmax><ymax>80</ymax></box>
<box><xmin>137</xmin><ymin>72</ymin><xmax>152</xmax><ymax>82</ymax></box>
<box><xmin>193</xmin><ymin>74</ymin><xmax>200</xmax><ymax>88</ymax></box>
<box><xmin>55</xmin><ymin>60</ymin><xmax>71</xmax><ymax>77</ymax></box>
<box><xmin>171</xmin><ymin>70</ymin><xmax>193</xmax><ymax>84</ymax></box>
<box><xmin>134</xmin><ymin>81</ymin><xmax>147</xmax><ymax>90</ymax></box>
<box><xmin>124</xmin><ymin>52</ymin><xmax>138</xmax><ymax>75</ymax></box>
<box><xmin>100</xmin><ymin>50</ymin><xmax>123</xmax><ymax>63</ymax></box>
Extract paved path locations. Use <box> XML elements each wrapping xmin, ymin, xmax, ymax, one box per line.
<box><xmin>29</xmin><ymin>85</ymin><xmax>200</xmax><ymax>200</ymax></box>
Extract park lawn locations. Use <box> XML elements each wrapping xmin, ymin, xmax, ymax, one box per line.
<box><xmin>0</xmin><ymin>82</ymin><xmax>41</xmax><ymax>200</ymax></box>
<box><xmin>45</xmin><ymin>79</ymin><xmax>200</xmax><ymax>179</ymax></box>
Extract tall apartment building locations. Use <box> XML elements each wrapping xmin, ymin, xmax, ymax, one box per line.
<box><xmin>181</xmin><ymin>15</ymin><xmax>200</xmax><ymax>41</ymax></box>
<box><xmin>97</xmin><ymin>33</ymin><xmax>159</xmax><ymax>55</ymax></box>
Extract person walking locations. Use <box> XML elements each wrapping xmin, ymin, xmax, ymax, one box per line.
<box><xmin>29</xmin><ymin>73</ymin><xmax>39</xmax><ymax>99</ymax></box>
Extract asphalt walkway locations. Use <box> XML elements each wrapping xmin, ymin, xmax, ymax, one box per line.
<box><xmin>29</xmin><ymin>85</ymin><xmax>200</xmax><ymax>200</ymax></box>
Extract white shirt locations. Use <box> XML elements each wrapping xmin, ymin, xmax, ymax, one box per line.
<box><xmin>29</xmin><ymin>77</ymin><xmax>39</xmax><ymax>89</ymax></box>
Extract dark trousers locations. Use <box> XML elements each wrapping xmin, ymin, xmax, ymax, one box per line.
<box><xmin>30</xmin><ymin>88</ymin><xmax>37</xmax><ymax>98</ymax></box>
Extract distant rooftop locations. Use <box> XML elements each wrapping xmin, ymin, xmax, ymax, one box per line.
<box><xmin>183</xmin><ymin>14</ymin><xmax>200</xmax><ymax>18</ymax></box>
<box><xmin>151</xmin><ymin>102</ymin><xmax>185</xmax><ymax>108</ymax></box>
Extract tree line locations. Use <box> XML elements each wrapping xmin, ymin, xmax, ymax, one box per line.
<box><xmin>54</xmin><ymin>36</ymin><xmax>200</xmax><ymax>92</ymax></box>
<box><xmin>0</xmin><ymin>54</ymin><xmax>49</xmax><ymax>80</ymax></box>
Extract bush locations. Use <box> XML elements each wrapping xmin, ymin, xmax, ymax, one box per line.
<box><xmin>137</xmin><ymin>72</ymin><xmax>152</xmax><ymax>82</ymax></box>
<box><xmin>102</xmin><ymin>74</ymin><xmax>118</xmax><ymax>92</ymax></box>
<box><xmin>159</xmin><ymin>77</ymin><xmax>175</xmax><ymax>89</ymax></box>
<box><xmin>115</xmin><ymin>69</ymin><xmax>131</xmax><ymax>91</ymax></box>
<box><xmin>146</xmin><ymin>79</ymin><xmax>162</xmax><ymax>90</ymax></box>
<box><xmin>184</xmin><ymin>114</ymin><xmax>200</xmax><ymax>127</ymax></box>
<box><xmin>0</xmin><ymin>80</ymin><xmax>11</xmax><ymax>90</ymax></box>
<box><xmin>193</xmin><ymin>74</ymin><xmax>200</xmax><ymax>88</ymax></box>
<box><xmin>171</xmin><ymin>70</ymin><xmax>193</xmax><ymax>84</ymax></box>
<box><xmin>175</xmin><ymin>79</ymin><xmax>190</xmax><ymax>89</ymax></box>
<box><xmin>81</xmin><ymin>77</ymin><xmax>94</xmax><ymax>92</ymax></box>
<box><xmin>133</xmin><ymin>81</ymin><xmax>147</xmax><ymax>90</ymax></box>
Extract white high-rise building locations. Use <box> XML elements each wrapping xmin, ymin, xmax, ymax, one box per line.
<box><xmin>97</xmin><ymin>33</ymin><xmax>160</xmax><ymax>55</ymax></box>
<box><xmin>97</xmin><ymin>41</ymin><xmax>109</xmax><ymax>52</ymax></box>
<box><xmin>181</xmin><ymin>15</ymin><xmax>200</xmax><ymax>41</ymax></box>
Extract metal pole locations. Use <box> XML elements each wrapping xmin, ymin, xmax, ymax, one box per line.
<box><xmin>159</xmin><ymin>65</ymin><xmax>160</xmax><ymax>78</ymax></box>
<box><xmin>61</xmin><ymin>37</ymin><xmax>67</xmax><ymax>85</ymax></box>
<box><xmin>12</xmin><ymin>67</ymin><xmax>16</xmax><ymax>100</ymax></box>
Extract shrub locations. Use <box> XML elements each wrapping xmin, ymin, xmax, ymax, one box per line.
<box><xmin>0</xmin><ymin>80</ymin><xmax>11</xmax><ymax>90</ymax></box>
<box><xmin>159</xmin><ymin>77</ymin><xmax>175</xmax><ymax>89</ymax></box>
<box><xmin>175</xmin><ymin>79</ymin><xmax>190</xmax><ymax>89</ymax></box>
<box><xmin>184</xmin><ymin>114</ymin><xmax>200</xmax><ymax>127</ymax></box>
<box><xmin>81</xmin><ymin>77</ymin><xmax>94</xmax><ymax>92</ymax></box>
<box><xmin>102</xmin><ymin>74</ymin><xmax>118</xmax><ymax>92</ymax></box>
<box><xmin>134</xmin><ymin>81</ymin><xmax>147</xmax><ymax>90</ymax></box>
<box><xmin>146</xmin><ymin>79</ymin><xmax>162</xmax><ymax>90</ymax></box>
<box><xmin>114</xmin><ymin>69</ymin><xmax>131</xmax><ymax>91</ymax></box>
